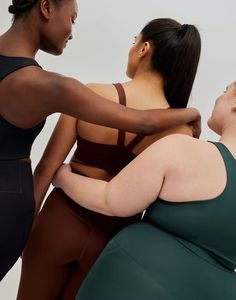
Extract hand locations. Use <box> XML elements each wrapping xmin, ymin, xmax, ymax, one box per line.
<box><xmin>189</xmin><ymin>118</ymin><xmax>201</xmax><ymax>138</ymax></box>
<box><xmin>52</xmin><ymin>164</ymin><xmax>72</xmax><ymax>188</ymax></box>
<box><xmin>187</xmin><ymin>108</ymin><xmax>201</xmax><ymax>138</ymax></box>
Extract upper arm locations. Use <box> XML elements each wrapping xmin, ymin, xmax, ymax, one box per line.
<box><xmin>9</xmin><ymin>70</ymin><xmax>147</xmax><ymax>134</ymax></box>
<box><xmin>43</xmin><ymin>77</ymin><xmax>149</xmax><ymax>134</ymax></box>
<box><xmin>105</xmin><ymin>139</ymin><xmax>168</xmax><ymax>216</ymax></box>
<box><xmin>104</xmin><ymin>134</ymin><xmax>192</xmax><ymax>217</ymax></box>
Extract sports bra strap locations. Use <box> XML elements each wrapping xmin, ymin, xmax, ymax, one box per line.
<box><xmin>113</xmin><ymin>83</ymin><xmax>145</xmax><ymax>149</ymax></box>
<box><xmin>113</xmin><ymin>83</ymin><xmax>126</xmax><ymax>106</ymax></box>
<box><xmin>113</xmin><ymin>83</ymin><xmax>126</xmax><ymax>146</ymax></box>
<box><xmin>209</xmin><ymin>142</ymin><xmax>236</xmax><ymax>163</ymax></box>
<box><xmin>0</xmin><ymin>55</ymin><xmax>41</xmax><ymax>81</ymax></box>
<box><xmin>209</xmin><ymin>141</ymin><xmax>236</xmax><ymax>187</ymax></box>
<box><xmin>126</xmin><ymin>135</ymin><xmax>145</xmax><ymax>151</ymax></box>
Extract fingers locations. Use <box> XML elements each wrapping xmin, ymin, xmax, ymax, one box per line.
<box><xmin>192</xmin><ymin>120</ymin><xmax>201</xmax><ymax>138</ymax></box>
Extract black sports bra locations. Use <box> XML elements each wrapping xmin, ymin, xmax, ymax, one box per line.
<box><xmin>73</xmin><ymin>83</ymin><xmax>144</xmax><ymax>176</ymax></box>
<box><xmin>0</xmin><ymin>55</ymin><xmax>45</xmax><ymax>160</ymax></box>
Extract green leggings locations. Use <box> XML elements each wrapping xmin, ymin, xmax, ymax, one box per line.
<box><xmin>76</xmin><ymin>222</ymin><xmax>236</xmax><ymax>300</ymax></box>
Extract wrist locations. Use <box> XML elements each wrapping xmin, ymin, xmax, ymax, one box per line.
<box><xmin>187</xmin><ymin>107</ymin><xmax>201</xmax><ymax>121</ymax></box>
<box><xmin>53</xmin><ymin>169</ymin><xmax>64</xmax><ymax>188</ymax></box>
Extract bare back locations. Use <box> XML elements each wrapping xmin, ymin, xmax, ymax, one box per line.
<box><xmin>70</xmin><ymin>82</ymin><xmax>192</xmax><ymax>180</ymax></box>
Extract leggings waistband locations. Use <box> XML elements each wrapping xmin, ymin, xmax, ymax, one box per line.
<box><xmin>0</xmin><ymin>157</ymin><xmax>31</xmax><ymax>164</ymax></box>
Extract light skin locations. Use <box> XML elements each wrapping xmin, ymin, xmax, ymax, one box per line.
<box><xmin>33</xmin><ymin>30</ymin><xmax>192</xmax><ymax>212</ymax></box>
<box><xmin>53</xmin><ymin>82</ymin><xmax>236</xmax><ymax>217</ymax></box>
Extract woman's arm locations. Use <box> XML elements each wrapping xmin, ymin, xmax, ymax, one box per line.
<box><xmin>34</xmin><ymin>114</ymin><xmax>77</xmax><ymax>213</ymax></box>
<box><xmin>53</xmin><ymin>137</ymin><xmax>172</xmax><ymax>217</ymax></box>
<box><xmin>52</xmin><ymin>76</ymin><xmax>201</xmax><ymax>137</ymax></box>
<box><xmin>14</xmin><ymin>69</ymin><xmax>201</xmax><ymax>137</ymax></box>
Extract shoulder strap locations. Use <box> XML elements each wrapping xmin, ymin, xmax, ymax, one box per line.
<box><xmin>113</xmin><ymin>83</ymin><xmax>126</xmax><ymax>146</ymax></box>
<box><xmin>126</xmin><ymin>135</ymin><xmax>145</xmax><ymax>151</ymax></box>
<box><xmin>112</xmin><ymin>83</ymin><xmax>145</xmax><ymax>150</ymax></box>
<box><xmin>209</xmin><ymin>142</ymin><xmax>236</xmax><ymax>162</ymax></box>
<box><xmin>113</xmin><ymin>83</ymin><xmax>126</xmax><ymax>106</ymax></box>
<box><xmin>0</xmin><ymin>55</ymin><xmax>41</xmax><ymax>81</ymax></box>
<box><xmin>209</xmin><ymin>141</ymin><xmax>236</xmax><ymax>186</ymax></box>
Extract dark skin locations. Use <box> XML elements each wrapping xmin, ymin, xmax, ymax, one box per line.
<box><xmin>0</xmin><ymin>0</ymin><xmax>201</xmax><ymax>135</ymax></box>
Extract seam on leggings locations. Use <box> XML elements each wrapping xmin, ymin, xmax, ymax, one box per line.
<box><xmin>98</xmin><ymin>239</ymin><xmax>173</xmax><ymax>300</ymax></box>
<box><xmin>167</xmin><ymin>234</ymin><xmax>236</xmax><ymax>275</ymax></box>
<box><xmin>77</xmin><ymin>228</ymin><xmax>96</xmax><ymax>261</ymax></box>
<box><xmin>147</xmin><ymin>222</ymin><xmax>236</xmax><ymax>275</ymax></box>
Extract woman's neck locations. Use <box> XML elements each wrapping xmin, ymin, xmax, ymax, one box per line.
<box><xmin>124</xmin><ymin>71</ymin><xmax>168</xmax><ymax>108</ymax></box>
<box><xmin>132</xmin><ymin>71</ymin><xmax>166</xmax><ymax>99</ymax></box>
<box><xmin>0</xmin><ymin>20</ymin><xmax>39</xmax><ymax>58</ymax></box>
<box><xmin>220</xmin><ymin>123</ymin><xmax>236</xmax><ymax>153</ymax></box>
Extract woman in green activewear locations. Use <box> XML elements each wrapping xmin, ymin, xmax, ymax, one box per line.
<box><xmin>54</xmin><ymin>81</ymin><xmax>236</xmax><ymax>299</ymax></box>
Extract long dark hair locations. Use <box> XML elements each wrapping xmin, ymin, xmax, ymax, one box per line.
<box><xmin>141</xmin><ymin>18</ymin><xmax>201</xmax><ymax>108</ymax></box>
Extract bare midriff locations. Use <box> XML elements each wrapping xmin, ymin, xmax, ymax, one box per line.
<box><xmin>69</xmin><ymin>154</ymin><xmax>112</xmax><ymax>181</ymax></box>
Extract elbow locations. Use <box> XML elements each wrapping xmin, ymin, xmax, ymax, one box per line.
<box><xmin>139</xmin><ymin>111</ymin><xmax>156</xmax><ymax>136</ymax></box>
<box><xmin>104</xmin><ymin>189</ymin><xmax>137</xmax><ymax>218</ymax></box>
<box><xmin>34</xmin><ymin>163</ymin><xmax>53</xmax><ymax>181</ymax></box>
<box><xmin>139</xmin><ymin>123</ymin><xmax>154</xmax><ymax>136</ymax></box>
<box><xmin>103</xmin><ymin>186</ymin><xmax>119</xmax><ymax>216</ymax></box>
<box><xmin>34</xmin><ymin>164</ymin><xmax>45</xmax><ymax>178</ymax></box>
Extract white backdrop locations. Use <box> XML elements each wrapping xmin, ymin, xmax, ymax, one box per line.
<box><xmin>0</xmin><ymin>0</ymin><xmax>236</xmax><ymax>298</ymax></box>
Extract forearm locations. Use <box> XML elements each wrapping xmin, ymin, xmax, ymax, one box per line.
<box><xmin>55</xmin><ymin>171</ymin><xmax>112</xmax><ymax>216</ymax></box>
<box><xmin>33</xmin><ymin>114</ymin><xmax>77</xmax><ymax>214</ymax></box>
<box><xmin>54</xmin><ymin>139</ymin><xmax>166</xmax><ymax>217</ymax></box>
<box><xmin>34</xmin><ymin>157</ymin><xmax>65</xmax><ymax>213</ymax></box>
<box><xmin>33</xmin><ymin>166</ymin><xmax>54</xmax><ymax>214</ymax></box>
<box><xmin>52</xmin><ymin>77</ymin><xmax>201</xmax><ymax>136</ymax></box>
<box><xmin>143</xmin><ymin>107</ymin><xmax>201</xmax><ymax>136</ymax></box>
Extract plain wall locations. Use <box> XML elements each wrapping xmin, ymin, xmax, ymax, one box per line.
<box><xmin>0</xmin><ymin>0</ymin><xmax>236</xmax><ymax>298</ymax></box>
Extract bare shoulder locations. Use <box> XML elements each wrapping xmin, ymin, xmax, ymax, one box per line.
<box><xmin>147</xmin><ymin>134</ymin><xmax>205</xmax><ymax>159</ymax></box>
<box><xmin>11</xmin><ymin>68</ymin><xmax>82</xmax><ymax>117</ymax></box>
<box><xmin>17</xmin><ymin>68</ymin><xmax>83</xmax><ymax>98</ymax></box>
<box><xmin>86</xmin><ymin>83</ymin><xmax>119</xmax><ymax>101</ymax></box>
<box><xmin>140</xmin><ymin>134</ymin><xmax>209</xmax><ymax>178</ymax></box>
<box><xmin>153</xmin><ymin>133</ymin><xmax>195</xmax><ymax>147</ymax></box>
<box><xmin>86</xmin><ymin>82</ymin><xmax>113</xmax><ymax>93</ymax></box>
<box><xmin>14</xmin><ymin>67</ymin><xmax>65</xmax><ymax>93</ymax></box>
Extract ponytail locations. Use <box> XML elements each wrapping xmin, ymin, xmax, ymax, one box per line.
<box><xmin>141</xmin><ymin>18</ymin><xmax>201</xmax><ymax>108</ymax></box>
<box><xmin>165</xmin><ymin>24</ymin><xmax>201</xmax><ymax>108</ymax></box>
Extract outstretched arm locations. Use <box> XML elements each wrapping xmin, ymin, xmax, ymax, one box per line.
<box><xmin>52</xmin><ymin>76</ymin><xmax>201</xmax><ymax>137</ymax></box>
<box><xmin>14</xmin><ymin>69</ymin><xmax>201</xmax><ymax>137</ymax></box>
<box><xmin>53</xmin><ymin>137</ymin><xmax>170</xmax><ymax>217</ymax></box>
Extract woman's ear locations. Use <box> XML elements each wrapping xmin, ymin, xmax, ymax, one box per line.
<box><xmin>40</xmin><ymin>0</ymin><xmax>54</xmax><ymax>20</ymax></box>
<box><xmin>138</xmin><ymin>41</ymin><xmax>151</xmax><ymax>58</ymax></box>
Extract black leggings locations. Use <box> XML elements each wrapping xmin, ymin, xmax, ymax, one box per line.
<box><xmin>0</xmin><ymin>160</ymin><xmax>35</xmax><ymax>280</ymax></box>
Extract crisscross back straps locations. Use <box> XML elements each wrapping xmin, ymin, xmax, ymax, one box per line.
<box><xmin>126</xmin><ymin>135</ymin><xmax>145</xmax><ymax>151</ymax></box>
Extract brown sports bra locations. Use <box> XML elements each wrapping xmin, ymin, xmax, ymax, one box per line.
<box><xmin>73</xmin><ymin>83</ymin><xmax>144</xmax><ymax>176</ymax></box>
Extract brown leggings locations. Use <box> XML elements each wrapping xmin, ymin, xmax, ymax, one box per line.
<box><xmin>17</xmin><ymin>188</ymin><xmax>141</xmax><ymax>300</ymax></box>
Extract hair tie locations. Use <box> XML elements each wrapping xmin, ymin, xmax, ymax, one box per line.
<box><xmin>8</xmin><ymin>0</ymin><xmax>37</xmax><ymax>15</ymax></box>
<box><xmin>178</xmin><ymin>24</ymin><xmax>189</xmax><ymax>37</ymax></box>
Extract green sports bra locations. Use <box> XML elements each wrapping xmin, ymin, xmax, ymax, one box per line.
<box><xmin>144</xmin><ymin>142</ymin><xmax>236</xmax><ymax>271</ymax></box>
